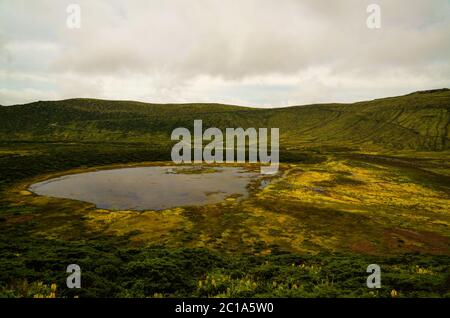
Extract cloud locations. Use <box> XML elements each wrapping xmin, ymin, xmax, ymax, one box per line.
<box><xmin>0</xmin><ymin>0</ymin><xmax>449</xmax><ymax>106</ymax></box>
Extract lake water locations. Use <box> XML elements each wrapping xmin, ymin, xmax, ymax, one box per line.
<box><xmin>29</xmin><ymin>166</ymin><xmax>259</xmax><ymax>211</ymax></box>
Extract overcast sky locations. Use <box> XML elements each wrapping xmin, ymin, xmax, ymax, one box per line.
<box><xmin>0</xmin><ymin>0</ymin><xmax>449</xmax><ymax>107</ymax></box>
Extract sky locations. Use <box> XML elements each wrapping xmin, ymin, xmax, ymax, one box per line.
<box><xmin>0</xmin><ymin>0</ymin><xmax>449</xmax><ymax>107</ymax></box>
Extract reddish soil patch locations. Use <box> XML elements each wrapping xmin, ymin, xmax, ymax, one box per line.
<box><xmin>6</xmin><ymin>215</ymin><xmax>34</xmax><ymax>224</ymax></box>
<box><xmin>6</xmin><ymin>215</ymin><xmax>33</xmax><ymax>224</ymax></box>
<box><xmin>383</xmin><ymin>228</ymin><xmax>450</xmax><ymax>254</ymax></box>
<box><xmin>349</xmin><ymin>240</ymin><xmax>380</xmax><ymax>255</ymax></box>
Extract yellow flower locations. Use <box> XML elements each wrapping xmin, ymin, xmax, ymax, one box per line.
<box><xmin>390</xmin><ymin>289</ymin><xmax>398</xmax><ymax>298</ymax></box>
<box><xmin>51</xmin><ymin>283</ymin><xmax>57</xmax><ymax>292</ymax></box>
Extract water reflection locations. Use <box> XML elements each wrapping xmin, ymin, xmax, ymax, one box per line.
<box><xmin>29</xmin><ymin>166</ymin><xmax>259</xmax><ymax>211</ymax></box>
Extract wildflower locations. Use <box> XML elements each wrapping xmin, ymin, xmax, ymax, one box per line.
<box><xmin>391</xmin><ymin>289</ymin><xmax>398</xmax><ymax>298</ymax></box>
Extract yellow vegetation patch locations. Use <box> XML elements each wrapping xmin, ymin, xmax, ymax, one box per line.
<box><xmin>85</xmin><ymin>207</ymin><xmax>192</xmax><ymax>244</ymax></box>
<box><xmin>275</xmin><ymin>159</ymin><xmax>450</xmax><ymax>218</ymax></box>
<box><xmin>6</xmin><ymin>158</ymin><xmax>449</xmax><ymax>255</ymax></box>
<box><xmin>242</xmin><ymin>205</ymin><xmax>311</xmax><ymax>253</ymax></box>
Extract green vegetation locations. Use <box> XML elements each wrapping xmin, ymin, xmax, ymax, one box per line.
<box><xmin>1</xmin><ymin>236</ymin><xmax>449</xmax><ymax>298</ymax></box>
<box><xmin>0</xmin><ymin>89</ymin><xmax>449</xmax><ymax>298</ymax></box>
<box><xmin>1</xmin><ymin>88</ymin><xmax>449</xmax><ymax>151</ymax></box>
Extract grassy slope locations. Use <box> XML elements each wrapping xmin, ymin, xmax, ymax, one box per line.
<box><xmin>0</xmin><ymin>89</ymin><xmax>449</xmax><ymax>298</ymax></box>
<box><xmin>0</xmin><ymin>88</ymin><xmax>449</xmax><ymax>151</ymax></box>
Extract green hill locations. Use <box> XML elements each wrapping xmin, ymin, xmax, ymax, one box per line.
<box><xmin>0</xmin><ymin>88</ymin><xmax>449</xmax><ymax>151</ymax></box>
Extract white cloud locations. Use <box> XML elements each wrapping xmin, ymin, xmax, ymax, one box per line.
<box><xmin>0</xmin><ymin>0</ymin><xmax>449</xmax><ymax>106</ymax></box>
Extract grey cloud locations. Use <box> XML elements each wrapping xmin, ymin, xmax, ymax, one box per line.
<box><xmin>52</xmin><ymin>0</ymin><xmax>450</xmax><ymax>77</ymax></box>
<box><xmin>0</xmin><ymin>0</ymin><xmax>449</xmax><ymax>106</ymax></box>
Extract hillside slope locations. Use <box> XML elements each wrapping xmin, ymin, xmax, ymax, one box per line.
<box><xmin>0</xmin><ymin>89</ymin><xmax>449</xmax><ymax>151</ymax></box>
